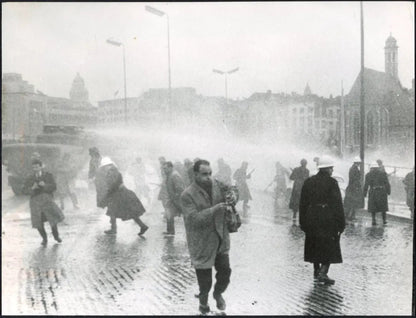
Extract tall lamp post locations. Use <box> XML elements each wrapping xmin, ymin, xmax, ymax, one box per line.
<box><xmin>106</xmin><ymin>38</ymin><xmax>128</xmax><ymax>124</ymax></box>
<box><xmin>145</xmin><ymin>5</ymin><xmax>172</xmax><ymax>122</ymax></box>
<box><xmin>359</xmin><ymin>1</ymin><xmax>365</xmax><ymax>182</ymax></box>
<box><xmin>213</xmin><ymin>67</ymin><xmax>239</xmax><ymax>105</ymax></box>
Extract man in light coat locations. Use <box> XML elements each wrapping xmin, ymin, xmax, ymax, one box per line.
<box><xmin>164</xmin><ymin>161</ymin><xmax>185</xmax><ymax>235</ymax></box>
<box><xmin>181</xmin><ymin>159</ymin><xmax>231</xmax><ymax>314</ymax></box>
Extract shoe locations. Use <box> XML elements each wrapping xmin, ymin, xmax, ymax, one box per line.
<box><xmin>318</xmin><ymin>273</ymin><xmax>335</xmax><ymax>285</ymax></box>
<box><xmin>383</xmin><ymin>220</ymin><xmax>387</xmax><ymax>225</ymax></box>
<box><xmin>54</xmin><ymin>237</ymin><xmax>62</xmax><ymax>243</ymax></box>
<box><xmin>41</xmin><ymin>239</ymin><xmax>47</xmax><ymax>246</ymax></box>
<box><xmin>199</xmin><ymin>304</ymin><xmax>210</xmax><ymax>314</ymax></box>
<box><xmin>138</xmin><ymin>225</ymin><xmax>149</xmax><ymax>236</ymax></box>
<box><xmin>104</xmin><ymin>229</ymin><xmax>117</xmax><ymax>235</ymax></box>
<box><xmin>372</xmin><ymin>221</ymin><xmax>377</xmax><ymax>226</ymax></box>
<box><xmin>163</xmin><ymin>231</ymin><xmax>175</xmax><ymax>236</ymax></box>
<box><xmin>213</xmin><ymin>293</ymin><xmax>226</xmax><ymax>311</ymax></box>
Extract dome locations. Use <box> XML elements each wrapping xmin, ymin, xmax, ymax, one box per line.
<box><xmin>385</xmin><ymin>34</ymin><xmax>397</xmax><ymax>47</ymax></box>
<box><xmin>70</xmin><ymin>72</ymin><xmax>89</xmax><ymax>103</ymax></box>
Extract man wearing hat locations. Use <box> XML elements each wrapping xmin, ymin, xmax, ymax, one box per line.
<box><xmin>363</xmin><ymin>161</ymin><xmax>391</xmax><ymax>225</ymax></box>
<box><xmin>299</xmin><ymin>156</ymin><xmax>345</xmax><ymax>284</ymax></box>
<box><xmin>343</xmin><ymin>156</ymin><xmax>364</xmax><ymax>222</ymax></box>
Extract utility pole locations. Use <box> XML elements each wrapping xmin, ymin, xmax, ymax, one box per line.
<box><xmin>359</xmin><ymin>1</ymin><xmax>365</xmax><ymax>182</ymax></box>
<box><xmin>340</xmin><ymin>81</ymin><xmax>345</xmax><ymax>157</ymax></box>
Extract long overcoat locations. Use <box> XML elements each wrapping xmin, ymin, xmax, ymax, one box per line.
<box><xmin>289</xmin><ymin>166</ymin><xmax>309</xmax><ymax>211</ymax></box>
<box><xmin>95</xmin><ymin>164</ymin><xmax>145</xmax><ymax>220</ymax></box>
<box><xmin>24</xmin><ymin>171</ymin><xmax>65</xmax><ymax>229</ymax></box>
<box><xmin>343</xmin><ymin>164</ymin><xmax>364</xmax><ymax>210</ymax></box>
<box><xmin>299</xmin><ymin>171</ymin><xmax>345</xmax><ymax>264</ymax></box>
<box><xmin>180</xmin><ymin>181</ymin><xmax>230</xmax><ymax>269</ymax></box>
<box><xmin>403</xmin><ymin>171</ymin><xmax>414</xmax><ymax>211</ymax></box>
<box><xmin>363</xmin><ymin>168</ymin><xmax>391</xmax><ymax>213</ymax></box>
<box><xmin>233</xmin><ymin>168</ymin><xmax>252</xmax><ymax>202</ymax></box>
<box><xmin>166</xmin><ymin>170</ymin><xmax>185</xmax><ymax>217</ymax></box>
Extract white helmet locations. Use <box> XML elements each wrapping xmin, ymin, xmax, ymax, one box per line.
<box><xmin>100</xmin><ymin>156</ymin><xmax>117</xmax><ymax>168</ymax></box>
<box><xmin>317</xmin><ymin>155</ymin><xmax>335</xmax><ymax>169</ymax></box>
<box><xmin>353</xmin><ymin>156</ymin><xmax>361</xmax><ymax>163</ymax></box>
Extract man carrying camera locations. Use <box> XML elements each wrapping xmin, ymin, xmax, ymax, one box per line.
<box><xmin>181</xmin><ymin>159</ymin><xmax>240</xmax><ymax>314</ymax></box>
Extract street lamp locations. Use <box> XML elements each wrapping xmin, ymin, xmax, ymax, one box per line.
<box><xmin>145</xmin><ymin>5</ymin><xmax>172</xmax><ymax>122</ymax></box>
<box><xmin>106</xmin><ymin>38</ymin><xmax>128</xmax><ymax>124</ymax></box>
<box><xmin>213</xmin><ymin>67</ymin><xmax>239</xmax><ymax>105</ymax></box>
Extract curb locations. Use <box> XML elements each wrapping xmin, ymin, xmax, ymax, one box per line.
<box><xmin>356</xmin><ymin>208</ymin><xmax>413</xmax><ymax>224</ymax></box>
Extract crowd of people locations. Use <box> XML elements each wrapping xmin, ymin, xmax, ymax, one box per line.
<box><xmin>20</xmin><ymin>145</ymin><xmax>414</xmax><ymax>314</ymax></box>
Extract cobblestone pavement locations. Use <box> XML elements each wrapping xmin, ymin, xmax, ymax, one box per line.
<box><xmin>2</xmin><ymin>187</ymin><xmax>413</xmax><ymax>315</ymax></box>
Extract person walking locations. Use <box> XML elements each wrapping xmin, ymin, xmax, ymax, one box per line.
<box><xmin>233</xmin><ymin>161</ymin><xmax>253</xmax><ymax>215</ymax></box>
<box><xmin>163</xmin><ymin>161</ymin><xmax>185</xmax><ymax>236</ymax></box>
<box><xmin>343</xmin><ymin>156</ymin><xmax>364</xmax><ymax>222</ymax></box>
<box><xmin>24</xmin><ymin>159</ymin><xmax>65</xmax><ymax>246</ymax></box>
<box><xmin>56</xmin><ymin>153</ymin><xmax>80</xmax><ymax>210</ymax></box>
<box><xmin>403</xmin><ymin>167</ymin><xmax>414</xmax><ymax>219</ymax></box>
<box><xmin>157</xmin><ymin>156</ymin><xmax>170</xmax><ymax>220</ymax></box>
<box><xmin>299</xmin><ymin>156</ymin><xmax>345</xmax><ymax>285</ymax></box>
<box><xmin>128</xmin><ymin>156</ymin><xmax>151</xmax><ymax>204</ymax></box>
<box><xmin>95</xmin><ymin>157</ymin><xmax>148</xmax><ymax>236</ymax></box>
<box><xmin>289</xmin><ymin>159</ymin><xmax>310</xmax><ymax>222</ymax></box>
<box><xmin>272</xmin><ymin>161</ymin><xmax>291</xmax><ymax>209</ymax></box>
<box><xmin>363</xmin><ymin>161</ymin><xmax>391</xmax><ymax>225</ymax></box>
<box><xmin>181</xmin><ymin>159</ymin><xmax>238</xmax><ymax>314</ymax></box>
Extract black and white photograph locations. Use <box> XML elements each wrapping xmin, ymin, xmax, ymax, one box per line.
<box><xmin>1</xmin><ymin>1</ymin><xmax>414</xmax><ymax>315</ymax></box>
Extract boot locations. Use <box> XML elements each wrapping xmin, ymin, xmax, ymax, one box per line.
<box><xmin>213</xmin><ymin>292</ymin><xmax>226</xmax><ymax>311</ymax></box>
<box><xmin>38</xmin><ymin>227</ymin><xmax>48</xmax><ymax>246</ymax></box>
<box><xmin>51</xmin><ymin>225</ymin><xmax>62</xmax><ymax>243</ymax></box>
<box><xmin>105</xmin><ymin>218</ymin><xmax>117</xmax><ymax>234</ymax></box>
<box><xmin>317</xmin><ymin>264</ymin><xmax>335</xmax><ymax>285</ymax></box>
<box><xmin>138</xmin><ymin>225</ymin><xmax>149</xmax><ymax>236</ymax></box>
<box><xmin>198</xmin><ymin>293</ymin><xmax>210</xmax><ymax>314</ymax></box>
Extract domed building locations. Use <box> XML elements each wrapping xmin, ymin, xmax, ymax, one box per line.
<box><xmin>69</xmin><ymin>72</ymin><xmax>89</xmax><ymax>104</ymax></box>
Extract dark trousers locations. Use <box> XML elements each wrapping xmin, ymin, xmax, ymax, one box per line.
<box><xmin>37</xmin><ymin>217</ymin><xmax>60</xmax><ymax>241</ymax></box>
<box><xmin>166</xmin><ymin>208</ymin><xmax>175</xmax><ymax>234</ymax></box>
<box><xmin>195</xmin><ymin>253</ymin><xmax>231</xmax><ymax>305</ymax></box>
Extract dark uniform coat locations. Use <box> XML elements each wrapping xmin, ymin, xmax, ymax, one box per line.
<box><xmin>289</xmin><ymin>166</ymin><xmax>309</xmax><ymax>211</ymax></box>
<box><xmin>95</xmin><ymin>164</ymin><xmax>145</xmax><ymax>220</ymax></box>
<box><xmin>363</xmin><ymin>168</ymin><xmax>391</xmax><ymax>213</ymax></box>
<box><xmin>233</xmin><ymin>168</ymin><xmax>252</xmax><ymax>202</ymax></box>
<box><xmin>299</xmin><ymin>171</ymin><xmax>345</xmax><ymax>264</ymax></box>
<box><xmin>24</xmin><ymin>171</ymin><xmax>65</xmax><ymax>229</ymax></box>
<box><xmin>181</xmin><ymin>181</ymin><xmax>230</xmax><ymax>269</ymax></box>
<box><xmin>403</xmin><ymin>171</ymin><xmax>414</xmax><ymax>212</ymax></box>
<box><xmin>343</xmin><ymin>165</ymin><xmax>364</xmax><ymax>210</ymax></box>
<box><xmin>166</xmin><ymin>170</ymin><xmax>185</xmax><ymax>217</ymax></box>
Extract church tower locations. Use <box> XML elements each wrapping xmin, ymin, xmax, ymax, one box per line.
<box><xmin>304</xmin><ymin>82</ymin><xmax>312</xmax><ymax>96</ymax></box>
<box><xmin>70</xmin><ymin>73</ymin><xmax>89</xmax><ymax>103</ymax></box>
<box><xmin>384</xmin><ymin>34</ymin><xmax>398</xmax><ymax>79</ymax></box>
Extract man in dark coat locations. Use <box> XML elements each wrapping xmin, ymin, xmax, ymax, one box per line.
<box><xmin>95</xmin><ymin>157</ymin><xmax>148</xmax><ymax>236</ymax></box>
<box><xmin>181</xmin><ymin>159</ymin><xmax>233</xmax><ymax>314</ymax></box>
<box><xmin>299</xmin><ymin>156</ymin><xmax>345</xmax><ymax>285</ymax></box>
<box><xmin>364</xmin><ymin>161</ymin><xmax>391</xmax><ymax>226</ymax></box>
<box><xmin>233</xmin><ymin>161</ymin><xmax>253</xmax><ymax>214</ymax></box>
<box><xmin>289</xmin><ymin>159</ymin><xmax>309</xmax><ymax>222</ymax></box>
<box><xmin>343</xmin><ymin>156</ymin><xmax>364</xmax><ymax>221</ymax></box>
<box><xmin>163</xmin><ymin>161</ymin><xmax>185</xmax><ymax>235</ymax></box>
<box><xmin>214</xmin><ymin>158</ymin><xmax>232</xmax><ymax>186</ymax></box>
<box><xmin>24</xmin><ymin>159</ymin><xmax>65</xmax><ymax>246</ymax></box>
<box><xmin>403</xmin><ymin>167</ymin><xmax>414</xmax><ymax>218</ymax></box>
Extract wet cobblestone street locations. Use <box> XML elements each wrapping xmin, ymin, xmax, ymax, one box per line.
<box><xmin>2</xmin><ymin>188</ymin><xmax>413</xmax><ymax>315</ymax></box>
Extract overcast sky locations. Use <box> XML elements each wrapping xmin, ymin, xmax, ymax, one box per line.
<box><xmin>2</xmin><ymin>2</ymin><xmax>414</xmax><ymax>105</ymax></box>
